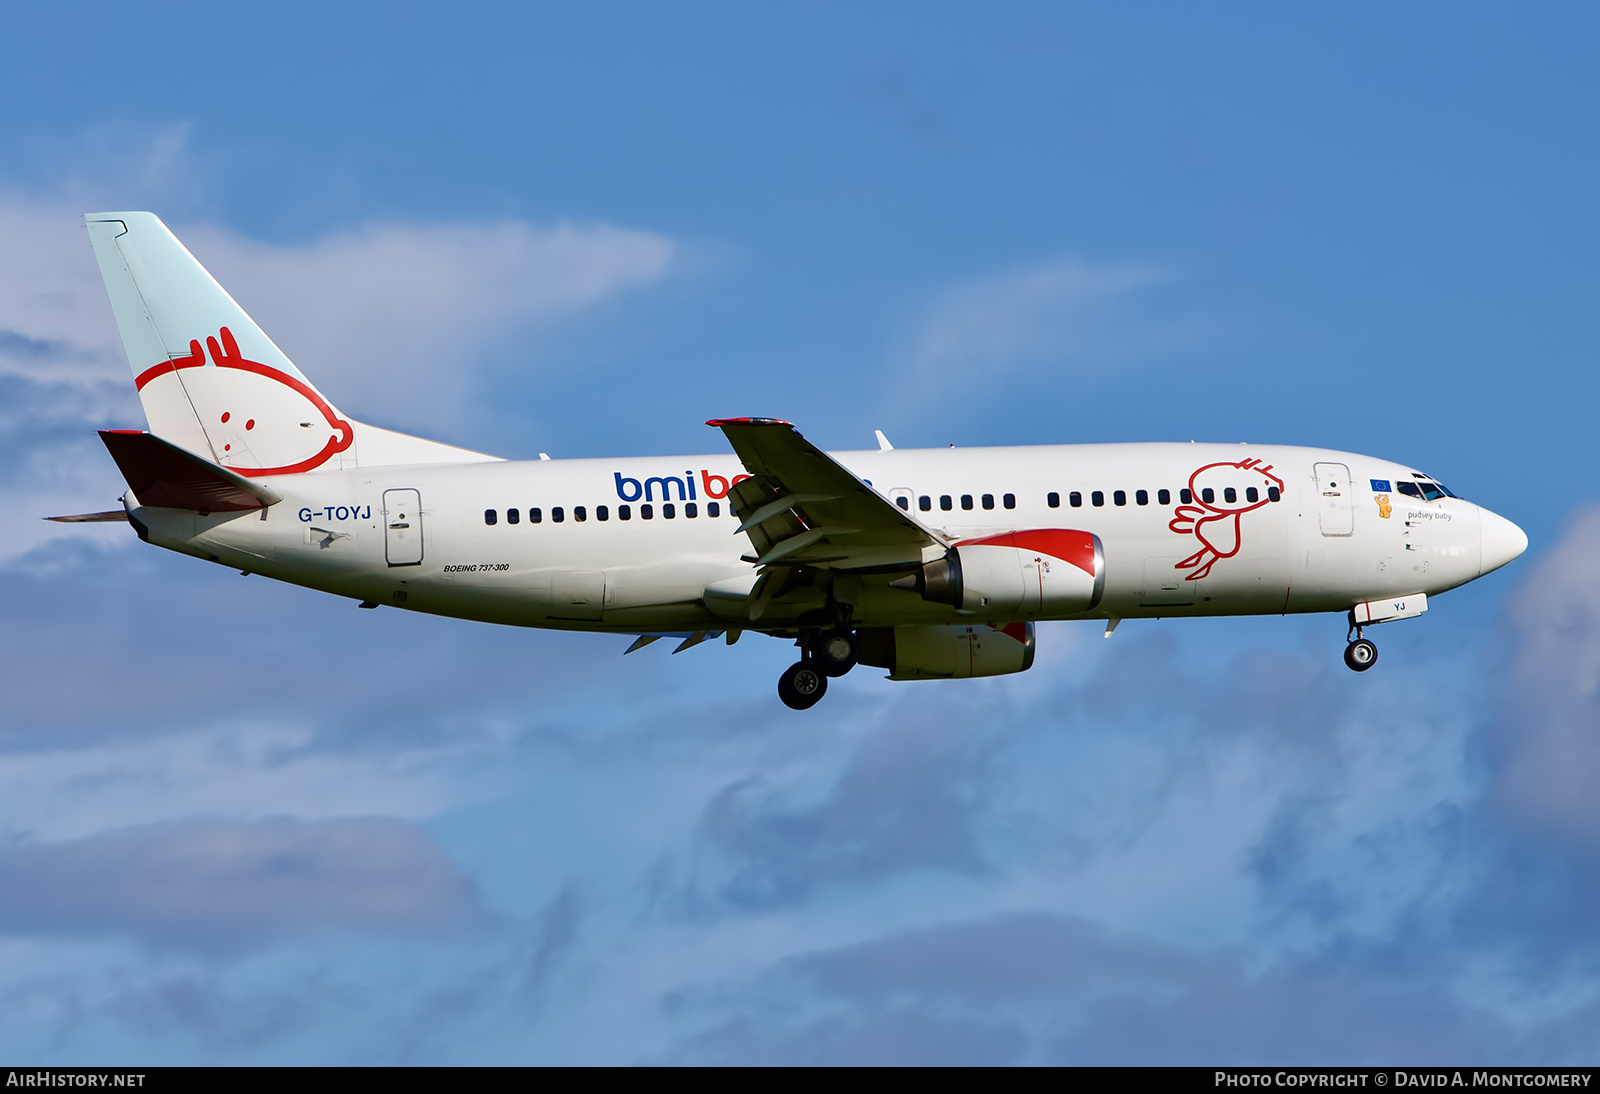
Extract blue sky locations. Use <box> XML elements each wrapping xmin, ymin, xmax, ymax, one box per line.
<box><xmin>2</xmin><ymin>2</ymin><xmax>1598</xmax><ymax>1064</ymax></box>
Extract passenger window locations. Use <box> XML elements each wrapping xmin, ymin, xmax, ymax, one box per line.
<box><xmin>641</xmin><ymin>504</ymin><xmax>654</xmax><ymax>519</ymax></box>
<box><xmin>1070</xmin><ymin>491</ymin><xmax>1082</xmax><ymax>508</ymax></box>
<box><xmin>1267</xmin><ymin>487</ymin><xmax>1281</xmax><ymax>502</ymax></box>
<box><xmin>530</xmin><ymin>507</ymin><xmax>542</xmax><ymax>523</ymax></box>
<box><xmin>598</xmin><ymin>505</ymin><xmax>609</xmax><ymax>521</ymax></box>
<box><xmin>1223</xmin><ymin>487</ymin><xmax>1236</xmax><ymax>504</ymax></box>
<box><xmin>896</xmin><ymin>496</ymin><xmax>909</xmax><ymax>511</ymax></box>
<box><xmin>1158</xmin><ymin>489</ymin><xmax>1170</xmax><ymax>505</ymax></box>
<box><xmin>1114</xmin><ymin>490</ymin><xmax>1126</xmax><ymax>506</ymax></box>
<box><xmin>983</xmin><ymin>494</ymin><xmax>995</xmax><ymax>510</ymax></box>
<box><xmin>1047</xmin><ymin>492</ymin><xmax>1059</xmax><ymax>508</ymax></box>
<box><xmin>1136</xmin><ymin>489</ymin><xmax>1148</xmax><ymax>506</ymax></box>
<box><xmin>1245</xmin><ymin>487</ymin><xmax>1258</xmax><ymax>503</ymax></box>
<box><xmin>961</xmin><ymin>494</ymin><xmax>973</xmax><ymax>510</ymax></box>
<box><xmin>1397</xmin><ymin>482</ymin><xmax>1421</xmax><ymax>498</ymax></box>
<box><xmin>940</xmin><ymin>495</ymin><xmax>953</xmax><ymax>511</ymax></box>
<box><xmin>484</xmin><ymin>509</ymin><xmax>497</xmax><ymax>526</ymax></box>
<box><xmin>619</xmin><ymin>505</ymin><xmax>631</xmax><ymax>520</ymax></box>
<box><xmin>1003</xmin><ymin>493</ymin><xmax>1015</xmax><ymax>509</ymax></box>
<box><xmin>708</xmin><ymin>501</ymin><xmax>720</xmax><ymax>517</ymax></box>
<box><xmin>1092</xmin><ymin>491</ymin><xmax>1105</xmax><ymax>507</ymax></box>
<box><xmin>686</xmin><ymin>502</ymin><xmax>697</xmax><ymax>518</ymax></box>
<box><xmin>919</xmin><ymin>495</ymin><xmax>932</xmax><ymax>512</ymax></box>
<box><xmin>1201</xmin><ymin>488</ymin><xmax>1214</xmax><ymax>504</ymax></box>
<box><xmin>553</xmin><ymin>507</ymin><xmax>565</xmax><ymax>523</ymax></box>
<box><xmin>664</xmin><ymin>503</ymin><xmax>676</xmax><ymax>519</ymax></box>
<box><xmin>506</xmin><ymin>508</ymin><xmax>520</xmax><ymax>525</ymax></box>
<box><xmin>575</xmin><ymin>506</ymin><xmax>587</xmax><ymax>522</ymax></box>
<box><xmin>1180</xmin><ymin>488</ymin><xmax>1192</xmax><ymax>504</ymax></box>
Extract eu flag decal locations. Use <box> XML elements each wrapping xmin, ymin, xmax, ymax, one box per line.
<box><xmin>1370</xmin><ymin>479</ymin><xmax>1391</xmax><ymax>492</ymax></box>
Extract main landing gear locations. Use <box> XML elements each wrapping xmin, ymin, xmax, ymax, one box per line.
<box><xmin>778</xmin><ymin>660</ymin><xmax>828</xmax><ymax>709</ymax></box>
<box><xmin>1344</xmin><ymin>617</ymin><xmax>1378</xmax><ymax>673</ymax></box>
<box><xmin>777</xmin><ymin>627</ymin><xmax>859</xmax><ymax>710</ymax></box>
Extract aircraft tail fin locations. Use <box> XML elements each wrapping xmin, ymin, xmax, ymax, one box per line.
<box><xmin>84</xmin><ymin>212</ymin><xmax>498</xmax><ymax>475</ymax></box>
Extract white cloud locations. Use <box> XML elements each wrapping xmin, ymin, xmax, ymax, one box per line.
<box><xmin>0</xmin><ymin>193</ymin><xmax>675</xmax><ymax>423</ymax></box>
<box><xmin>1497</xmin><ymin>505</ymin><xmax>1600</xmax><ymax>845</ymax></box>
<box><xmin>0</xmin><ymin>818</ymin><xmax>478</xmax><ymax>947</ymax></box>
<box><xmin>0</xmin><ymin>203</ymin><xmax>128</xmax><ymax>390</ymax></box>
<box><xmin>902</xmin><ymin>259</ymin><xmax>1188</xmax><ymax>389</ymax></box>
<box><xmin>0</xmin><ymin>722</ymin><xmax>483</xmax><ymax>845</ymax></box>
<box><xmin>181</xmin><ymin>217</ymin><xmax>676</xmax><ymax>426</ymax></box>
<box><xmin>0</xmin><ymin>192</ymin><xmax>675</xmax><ymax>560</ymax></box>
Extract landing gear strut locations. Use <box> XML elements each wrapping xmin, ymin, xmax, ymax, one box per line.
<box><xmin>1344</xmin><ymin>617</ymin><xmax>1378</xmax><ymax>672</ymax></box>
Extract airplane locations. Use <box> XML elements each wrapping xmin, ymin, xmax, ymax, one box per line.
<box><xmin>50</xmin><ymin>212</ymin><xmax>1529</xmax><ymax>709</ymax></box>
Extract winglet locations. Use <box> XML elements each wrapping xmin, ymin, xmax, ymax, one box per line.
<box><xmin>98</xmin><ymin>430</ymin><xmax>282</xmax><ymax>512</ymax></box>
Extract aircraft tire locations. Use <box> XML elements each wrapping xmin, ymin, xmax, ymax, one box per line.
<box><xmin>778</xmin><ymin>660</ymin><xmax>828</xmax><ymax>709</ymax></box>
<box><xmin>816</xmin><ymin>630</ymin><xmax>859</xmax><ymax>678</ymax></box>
<box><xmin>1344</xmin><ymin>638</ymin><xmax>1378</xmax><ymax>672</ymax></box>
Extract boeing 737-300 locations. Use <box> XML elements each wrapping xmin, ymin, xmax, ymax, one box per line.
<box><xmin>50</xmin><ymin>212</ymin><xmax>1529</xmax><ymax>708</ymax></box>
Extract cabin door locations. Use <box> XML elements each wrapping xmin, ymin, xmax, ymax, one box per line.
<box><xmin>1312</xmin><ymin>463</ymin><xmax>1354</xmax><ymax>537</ymax></box>
<box><xmin>383</xmin><ymin>488</ymin><xmax>424</xmax><ymax>566</ymax></box>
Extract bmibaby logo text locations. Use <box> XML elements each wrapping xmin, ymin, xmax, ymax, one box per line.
<box><xmin>614</xmin><ymin>469</ymin><xmax>749</xmax><ymax>503</ymax></box>
<box><xmin>6</xmin><ymin>1075</ymin><xmax>146</xmax><ymax>1088</ymax></box>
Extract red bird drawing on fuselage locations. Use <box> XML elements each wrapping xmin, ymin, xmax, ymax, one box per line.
<box><xmin>1168</xmin><ymin>458</ymin><xmax>1286</xmax><ymax>580</ymax></box>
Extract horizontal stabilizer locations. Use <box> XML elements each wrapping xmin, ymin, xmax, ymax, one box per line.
<box><xmin>98</xmin><ymin>430</ymin><xmax>283</xmax><ymax>512</ymax></box>
<box><xmin>707</xmin><ymin>417</ymin><xmax>940</xmax><ymax>572</ymax></box>
<box><xmin>45</xmin><ymin>510</ymin><xmax>129</xmax><ymax>523</ymax></box>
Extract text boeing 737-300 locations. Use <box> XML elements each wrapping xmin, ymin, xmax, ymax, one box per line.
<box><xmin>49</xmin><ymin>212</ymin><xmax>1528</xmax><ymax>709</ymax></box>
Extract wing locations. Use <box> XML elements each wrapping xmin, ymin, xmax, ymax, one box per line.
<box><xmin>707</xmin><ymin>418</ymin><xmax>942</xmax><ymax>572</ymax></box>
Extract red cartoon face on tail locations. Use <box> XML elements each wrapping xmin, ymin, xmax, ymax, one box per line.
<box><xmin>1167</xmin><ymin>458</ymin><xmax>1285</xmax><ymax>580</ymax></box>
<box><xmin>134</xmin><ymin>327</ymin><xmax>354</xmax><ymax>476</ymax></box>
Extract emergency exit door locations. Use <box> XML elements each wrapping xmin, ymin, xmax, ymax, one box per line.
<box><xmin>1313</xmin><ymin>463</ymin><xmax>1354</xmax><ymax>537</ymax></box>
<box><xmin>384</xmin><ymin>489</ymin><xmax>424</xmax><ymax>565</ymax></box>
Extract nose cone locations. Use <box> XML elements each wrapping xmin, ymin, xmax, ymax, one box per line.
<box><xmin>1479</xmin><ymin>507</ymin><xmax>1529</xmax><ymax>576</ymax></box>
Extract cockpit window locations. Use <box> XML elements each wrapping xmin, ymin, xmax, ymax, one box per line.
<box><xmin>1396</xmin><ymin>482</ymin><xmax>1422</xmax><ymax>499</ymax></box>
<box><xmin>1413</xmin><ymin>474</ymin><xmax>1457</xmax><ymax>501</ymax></box>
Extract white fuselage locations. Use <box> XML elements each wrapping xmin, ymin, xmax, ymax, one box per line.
<box><xmin>127</xmin><ymin>441</ymin><xmax>1516</xmax><ymax>635</ymax></box>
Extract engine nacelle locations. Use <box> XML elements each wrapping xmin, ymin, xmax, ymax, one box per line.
<box><xmin>892</xmin><ymin>530</ymin><xmax>1104</xmax><ymax>618</ymax></box>
<box><xmin>858</xmin><ymin>622</ymin><xmax>1036</xmax><ymax>680</ymax></box>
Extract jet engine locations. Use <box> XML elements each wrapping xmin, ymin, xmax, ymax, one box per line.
<box><xmin>857</xmin><ymin>622</ymin><xmax>1035</xmax><ymax>680</ymax></box>
<box><xmin>889</xmin><ymin>530</ymin><xmax>1104</xmax><ymax>618</ymax></box>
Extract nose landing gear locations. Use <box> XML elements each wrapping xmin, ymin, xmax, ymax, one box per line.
<box><xmin>1344</xmin><ymin>638</ymin><xmax>1378</xmax><ymax>671</ymax></box>
<box><xmin>1344</xmin><ymin>616</ymin><xmax>1378</xmax><ymax>672</ymax></box>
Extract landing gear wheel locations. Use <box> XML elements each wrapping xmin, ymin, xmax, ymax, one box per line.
<box><xmin>778</xmin><ymin>661</ymin><xmax>829</xmax><ymax>709</ymax></box>
<box><xmin>1344</xmin><ymin>638</ymin><xmax>1378</xmax><ymax>672</ymax></box>
<box><xmin>816</xmin><ymin>630</ymin><xmax>859</xmax><ymax>678</ymax></box>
